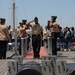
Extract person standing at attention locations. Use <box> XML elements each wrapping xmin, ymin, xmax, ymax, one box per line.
<box><xmin>0</xmin><ymin>18</ymin><xmax>10</xmax><ymax>59</ymax></box>
<box><xmin>50</xmin><ymin>16</ymin><xmax>60</xmax><ymax>55</ymax></box>
<box><xmin>27</xmin><ymin>17</ymin><xmax>43</xmax><ymax>58</ymax></box>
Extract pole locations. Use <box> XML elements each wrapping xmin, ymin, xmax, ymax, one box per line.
<box><xmin>12</xmin><ymin>0</ymin><xmax>15</xmax><ymax>29</ymax></box>
<box><xmin>12</xmin><ymin>0</ymin><xmax>17</xmax><ymax>56</ymax></box>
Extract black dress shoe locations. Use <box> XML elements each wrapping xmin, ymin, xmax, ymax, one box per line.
<box><xmin>34</xmin><ymin>56</ymin><xmax>37</xmax><ymax>59</ymax></box>
<box><xmin>37</xmin><ymin>55</ymin><xmax>40</xmax><ymax>58</ymax></box>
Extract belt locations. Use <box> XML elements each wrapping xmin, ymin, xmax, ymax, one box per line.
<box><xmin>32</xmin><ymin>34</ymin><xmax>40</xmax><ymax>36</ymax></box>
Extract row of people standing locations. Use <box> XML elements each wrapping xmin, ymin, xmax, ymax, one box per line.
<box><xmin>0</xmin><ymin>16</ymin><xmax>60</xmax><ymax>59</ymax></box>
<box><xmin>0</xmin><ymin>17</ymin><xmax>43</xmax><ymax>59</ymax></box>
<box><xmin>17</xmin><ymin>17</ymin><xmax>43</xmax><ymax>58</ymax></box>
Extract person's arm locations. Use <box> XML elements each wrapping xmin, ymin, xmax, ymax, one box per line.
<box><xmin>26</xmin><ymin>20</ymin><xmax>34</xmax><ymax>27</ymax></box>
<box><xmin>49</xmin><ymin>21</ymin><xmax>54</xmax><ymax>28</ymax></box>
<box><xmin>5</xmin><ymin>28</ymin><xmax>10</xmax><ymax>40</ymax></box>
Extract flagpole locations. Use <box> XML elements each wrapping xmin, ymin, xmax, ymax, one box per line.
<box><xmin>12</xmin><ymin>0</ymin><xmax>17</xmax><ymax>56</ymax></box>
<box><xmin>12</xmin><ymin>0</ymin><xmax>15</xmax><ymax>30</ymax></box>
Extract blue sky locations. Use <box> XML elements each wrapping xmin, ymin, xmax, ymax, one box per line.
<box><xmin>0</xmin><ymin>0</ymin><xmax>75</xmax><ymax>31</ymax></box>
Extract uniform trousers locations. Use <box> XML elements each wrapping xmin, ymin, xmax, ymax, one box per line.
<box><xmin>51</xmin><ymin>32</ymin><xmax>58</xmax><ymax>55</ymax></box>
<box><xmin>32</xmin><ymin>34</ymin><xmax>41</xmax><ymax>58</ymax></box>
<box><xmin>0</xmin><ymin>41</ymin><xmax>8</xmax><ymax>59</ymax></box>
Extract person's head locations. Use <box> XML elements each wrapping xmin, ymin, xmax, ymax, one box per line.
<box><xmin>66</xmin><ymin>27</ymin><xmax>69</xmax><ymax>31</ymax></box>
<box><xmin>22</xmin><ymin>19</ymin><xmax>27</xmax><ymax>25</ymax></box>
<box><xmin>0</xmin><ymin>18</ymin><xmax>6</xmax><ymax>25</ymax></box>
<box><xmin>51</xmin><ymin>16</ymin><xmax>57</xmax><ymax>22</ymax></box>
<box><xmin>71</xmin><ymin>27</ymin><xmax>74</xmax><ymax>31</ymax></box>
<box><xmin>44</xmin><ymin>32</ymin><xmax>47</xmax><ymax>34</ymax></box>
<box><xmin>8</xmin><ymin>25</ymin><xmax>11</xmax><ymax>30</ymax></box>
<box><xmin>19</xmin><ymin>22</ymin><xmax>23</xmax><ymax>26</ymax></box>
<box><xmin>46</xmin><ymin>20</ymin><xmax>50</xmax><ymax>30</ymax></box>
<box><xmin>34</xmin><ymin>17</ymin><xmax>38</xmax><ymax>24</ymax></box>
<box><xmin>59</xmin><ymin>26</ymin><xmax>62</xmax><ymax>31</ymax></box>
